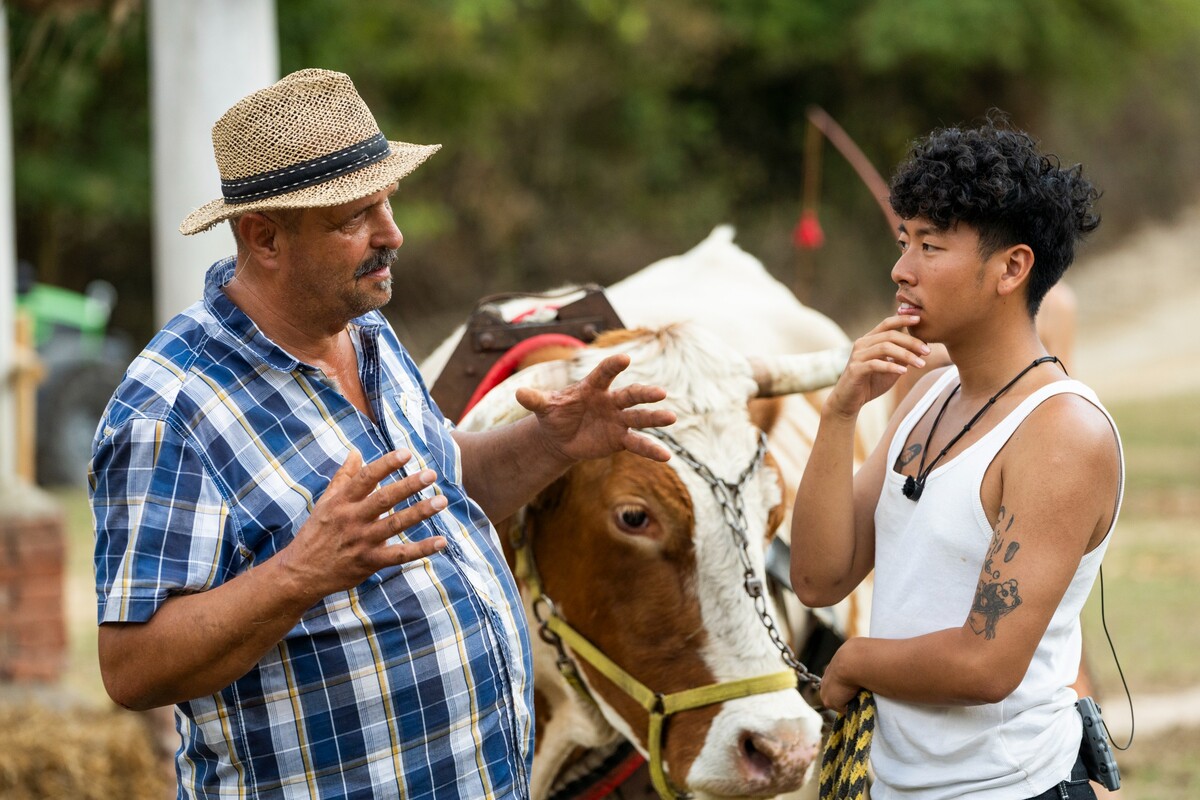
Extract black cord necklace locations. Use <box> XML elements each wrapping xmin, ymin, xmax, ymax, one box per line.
<box><xmin>902</xmin><ymin>355</ymin><xmax>1063</xmax><ymax>501</ymax></box>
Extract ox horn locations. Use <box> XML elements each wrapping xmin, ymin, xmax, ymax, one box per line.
<box><xmin>457</xmin><ymin>360</ymin><xmax>575</xmax><ymax>431</ymax></box>
<box><xmin>748</xmin><ymin>345</ymin><xmax>852</xmax><ymax>397</ymax></box>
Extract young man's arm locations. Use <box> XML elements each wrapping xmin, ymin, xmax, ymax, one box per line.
<box><xmin>790</xmin><ymin>313</ymin><xmax>931</xmax><ymax>606</ymax></box>
<box><xmin>818</xmin><ymin>394</ymin><xmax>1120</xmax><ymax>711</ymax></box>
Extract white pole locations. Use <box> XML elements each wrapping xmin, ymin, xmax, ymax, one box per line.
<box><xmin>149</xmin><ymin>0</ymin><xmax>278</xmax><ymax>326</ymax></box>
<box><xmin>0</xmin><ymin>3</ymin><xmax>20</xmax><ymax>480</ymax></box>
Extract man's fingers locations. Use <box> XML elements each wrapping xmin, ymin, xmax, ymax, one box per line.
<box><xmin>872</xmin><ymin>313</ymin><xmax>922</xmax><ymax>335</ymax></box>
<box><xmin>620</xmin><ymin>407</ymin><xmax>677</xmax><ymax>430</ymax></box>
<box><xmin>819</xmin><ymin>688</ymin><xmax>846</xmax><ymax>715</ymax></box>
<box><xmin>360</xmin><ymin>449</ymin><xmax>413</xmax><ymax>487</ymax></box>
<box><xmin>863</xmin><ymin>316</ymin><xmax>929</xmax><ymax>351</ymax></box>
<box><xmin>844</xmin><ymin>357</ymin><xmax>906</xmax><ymax>382</ymax></box>
<box><xmin>616</xmin><ymin>383</ymin><xmax>668</xmax><ymax>409</ymax></box>
<box><xmin>372</xmin><ymin>494</ymin><xmax>449</xmax><ymax>543</ymax></box>
<box><xmin>857</xmin><ymin>340</ymin><xmax>927</xmax><ymax>371</ymax></box>
<box><xmin>856</xmin><ymin>328</ymin><xmax>928</xmax><ymax>354</ymax></box>
<box><xmin>369</xmin><ymin>468</ymin><xmax>439</xmax><ymax>517</ymax></box>
<box><xmin>326</xmin><ymin>449</ymin><xmax>364</xmax><ymax>495</ymax></box>
<box><xmin>340</xmin><ymin>449</ymin><xmax>414</xmax><ymax>501</ymax></box>
<box><xmin>623</xmin><ymin>432</ymin><xmax>672</xmax><ymax>463</ymax></box>
<box><xmin>584</xmin><ymin>353</ymin><xmax>631</xmax><ymax>391</ymax></box>
<box><xmin>323</xmin><ymin>450</ymin><xmax>438</xmax><ymax>526</ymax></box>
<box><xmin>850</xmin><ymin>329</ymin><xmax>930</xmax><ymax>374</ymax></box>
<box><xmin>514</xmin><ymin>386</ymin><xmax>547</xmax><ymax>415</ymax></box>
<box><xmin>378</xmin><ymin>536</ymin><xmax>448</xmax><ymax>567</ymax></box>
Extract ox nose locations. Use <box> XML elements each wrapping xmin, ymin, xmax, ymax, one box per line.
<box><xmin>735</xmin><ymin>720</ymin><xmax>820</xmax><ymax>794</ymax></box>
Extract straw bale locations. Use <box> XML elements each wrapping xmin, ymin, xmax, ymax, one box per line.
<box><xmin>0</xmin><ymin>698</ymin><xmax>173</xmax><ymax>799</ymax></box>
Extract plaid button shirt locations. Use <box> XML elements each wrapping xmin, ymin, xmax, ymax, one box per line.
<box><xmin>91</xmin><ymin>259</ymin><xmax>533</xmax><ymax>799</ymax></box>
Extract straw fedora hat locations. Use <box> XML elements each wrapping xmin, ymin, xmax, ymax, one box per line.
<box><xmin>180</xmin><ymin>68</ymin><xmax>440</xmax><ymax>235</ymax></box>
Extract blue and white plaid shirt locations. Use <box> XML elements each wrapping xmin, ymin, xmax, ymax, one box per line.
<box><xmin>91</xmin><ymin>258</ymin><xmax>533</xmax><ymax>799</ymax></box>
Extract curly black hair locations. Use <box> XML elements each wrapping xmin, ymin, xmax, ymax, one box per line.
<box><xmin>888</xmin><ymin>114</ymin><xmax>1101</xmax><ymax>316</ymax></box>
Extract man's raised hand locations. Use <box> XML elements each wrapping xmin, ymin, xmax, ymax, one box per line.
<box><xmin>279</xmin><ymin>449</ymin><xmax>448</xmax><ymax>602</ymax></box>
<box><xmin>826</xmin><ymin>314</ymin><xmax>931</xmax><ymax>418</ymax></box>
<box><xmin>514</xmin><ymin>353</ymin><xmax>677</xmax><ymax>465</ymax></box>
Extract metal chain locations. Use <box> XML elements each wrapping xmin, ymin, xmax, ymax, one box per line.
<box><xmin>533</xmin><ymin>595</ymin><xmax>585</xmax><ymax>685</ymax></box>
<box><xmin>647</xmin><ymin>428</ymin><xmax>822</xmax><ymax>687</ymax></box>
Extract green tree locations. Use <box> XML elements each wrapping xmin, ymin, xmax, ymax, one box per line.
<box><xmin>10</xmin><ymin>0</ymin><xmax>150</xmax><ymax>336</ymax></box>
<box><xmin>10</xmin><ymin>0</ymin><xmax>1200</xmax><ymax>353</ymax></box>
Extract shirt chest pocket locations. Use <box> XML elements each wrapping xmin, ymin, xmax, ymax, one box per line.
<box><xmin>388</xmin><ymin>386</ymin><xmax>462</xmax><ymax>487</ymax></box>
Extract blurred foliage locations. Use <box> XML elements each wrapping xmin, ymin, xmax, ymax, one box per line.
<box><xmin>9</xmin><ymin>0</ymin><xmax>1200</xmax><ymax>354</ymax></box>
<box><xmin>8</xmin><ymin>0</ymin><xmax>150</xmax><ymax>339</ymax></box>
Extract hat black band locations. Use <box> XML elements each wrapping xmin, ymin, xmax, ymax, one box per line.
<box><xmin>221</xmin><ymin>132</ymin><xmax>391</xmax><ymax>204</ymax></box>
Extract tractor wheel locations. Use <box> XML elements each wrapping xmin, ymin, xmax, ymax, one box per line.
<box><xmin>35</xmin><ymin>359</ymin><xmax>125</xmax><ymax>487</ymax></box>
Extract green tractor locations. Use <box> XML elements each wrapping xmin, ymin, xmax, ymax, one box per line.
<box><xmin>16</xmin><ymin>270</ymin><xmax>130</xmax><ymax>486</ymax></box>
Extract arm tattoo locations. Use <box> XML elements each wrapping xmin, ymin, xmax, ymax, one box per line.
<box><xmin>894</xmin><ymin>443</ymin><xmax>922</xmax><ymax>470</ymax></box>
<box><xmin>968</xmin><ymin>505</ymin><xmax>1022</xmax><ymax>639</ymax></box>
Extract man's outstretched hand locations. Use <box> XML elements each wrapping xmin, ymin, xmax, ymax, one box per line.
<box><xmin>514</xmin><ymin>353</ymin><xmax>677</xmax><ymax>465</ymax></box>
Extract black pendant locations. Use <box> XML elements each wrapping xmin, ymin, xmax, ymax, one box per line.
<box><xmin>902</xmin><ymin>475</ymin><xmax>924</xmax><ymax>501</ymax></box>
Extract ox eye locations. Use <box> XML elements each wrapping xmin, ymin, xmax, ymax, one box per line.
<box><xmin>614</xmin><ymin>504</ymin><xmax>651</xmax><ymax>534</ymax></box>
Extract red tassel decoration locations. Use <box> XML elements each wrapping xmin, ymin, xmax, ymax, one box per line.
<box><xmin>792</xmin><ymin>209</ymin><xmax>825</xmax><ymax>250</ymax></box>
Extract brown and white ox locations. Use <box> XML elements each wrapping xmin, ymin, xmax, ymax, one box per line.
<box><xmin>421</xmin><ymin>227</ymin><xmax>886</xmax><ymax>799</ymax></box>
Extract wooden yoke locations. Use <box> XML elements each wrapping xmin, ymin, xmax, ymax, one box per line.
<box><xmin>430</xmin><ymin>285</ymin><xmax>625</xmax><ymax>423</ymax></box>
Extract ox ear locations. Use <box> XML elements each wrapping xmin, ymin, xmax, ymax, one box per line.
<box><xmin>748</xmin><ymin>345</ymin><xmax>851</xmax><ymax>397</ymax></box>
<box><xmin>457</xmin><ymin>360</ymin><xmax>574</xmax><ymax>432</ymax></box>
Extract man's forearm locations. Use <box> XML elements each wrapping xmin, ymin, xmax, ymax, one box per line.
<box><xmin>790</xmin><ymin>408</ymin><xmax>867</xmax><ymax>606</ymax></box>
<box><xmin>99</xmin><ymin>449</ymin><xmax>454</xmax><ymax>709</ymax></box>
<box><xmin>99</xmin><ymin>554</ymin><xmax>320</xmax><ymax>710</ymax></box>
<box><xmin>828</xmin><ymin>629</ymin><xmax>1025</xmax><ymax>709</ymax></box>
<box><xmin>454</xmin><ymin>417</ymin><xmax>575</xmax><ymax>523</ymax></box>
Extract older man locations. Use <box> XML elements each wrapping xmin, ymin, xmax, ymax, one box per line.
<box><xmin>90</xmin><ymin>69</ymin><xmax>674</xmax><ymax>799</ymax></box>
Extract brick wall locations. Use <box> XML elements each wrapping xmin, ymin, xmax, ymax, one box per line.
<box><xmin>0</xmin><ymin>483</ymin><xmax>66</xmax><ymax>683</ymax></box>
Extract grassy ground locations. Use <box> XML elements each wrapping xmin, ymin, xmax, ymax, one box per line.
<box><xmin>1117</xmin><ymin>725</ymin><xmax>1200</xmax><ymax>800</ymax></box>
<box><xmin>1076</xmin><ymin>393</ymin><xmax>1200</xmax><ymax>799</ymax></box>
<box><xmin>1082</xmin><ymin>394</ymin><xmax>1200</xmax><ymax>695</ymax></box>
<box><xmin>53</xmin><ymin>480</ymin><xmax>110</xmax><ymax>705</ymax></box>
<box><xmin>32</xmin><ymin>390</ymin><xmax>1200</xmax><ymax>798</ymax></box>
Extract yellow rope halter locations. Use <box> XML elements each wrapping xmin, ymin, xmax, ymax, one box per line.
<box><xmin>513</xmin><ymin>513</ymin><xmax>810</xmax><ymax>800</ymax></box>
<box><xmin>819</xmin><ymin>689</ymin><xmax>875</xmax><ymax>800</ymax></box>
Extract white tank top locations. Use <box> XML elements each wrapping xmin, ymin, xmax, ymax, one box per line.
<box><xmin>870</xmin><ymin>367</ymin><xmax>1124</xmax><ymax>799</ymax></box>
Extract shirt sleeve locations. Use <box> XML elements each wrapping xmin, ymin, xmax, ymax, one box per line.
<box><xmin>91</xmin><ymin>416</ymin><xmax>239</xmax><ymax>624</ymax></box>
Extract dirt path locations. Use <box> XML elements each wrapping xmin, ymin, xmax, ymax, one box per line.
<box><xmin>1104</xmin><ymin>685</ymin><xmax>1200</xmax><ymax>741</ymax></box>
<box><xmin>1071</xmin><ymin>202</ymin><xmax>1200</xmax><ymax>401</ymax></box>
<box><xmin>1071</xmin><ymin>204</ymin><xmax>1200</xmax><ymax>745</ymax></box>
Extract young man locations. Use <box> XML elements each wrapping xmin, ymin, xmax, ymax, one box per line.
<box><xmin>90</xmin><ymin>69</ymin><xmax>675</xmax><ymax>799</ymax></box>
<box><xmin>790</xmin><ymin>118</ymin><xmax>1122</xmax><ymax>799</ymax></box>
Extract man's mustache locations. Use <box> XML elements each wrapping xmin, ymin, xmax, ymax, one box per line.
<box><xmin>355</xmin><ymin>248</ymin><xmax>397</xmax><ymax>278</ymax></box>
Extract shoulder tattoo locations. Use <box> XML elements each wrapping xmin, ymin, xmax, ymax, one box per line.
<box><xmin>968</xmin><ymin>505</ymin><xmax>1022</xmax><ymax>640</ymax></box>
<box><xmin>895</xmin><ymin>443</ymin><xmax>922</xmax><ymax>470</ymax></box>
